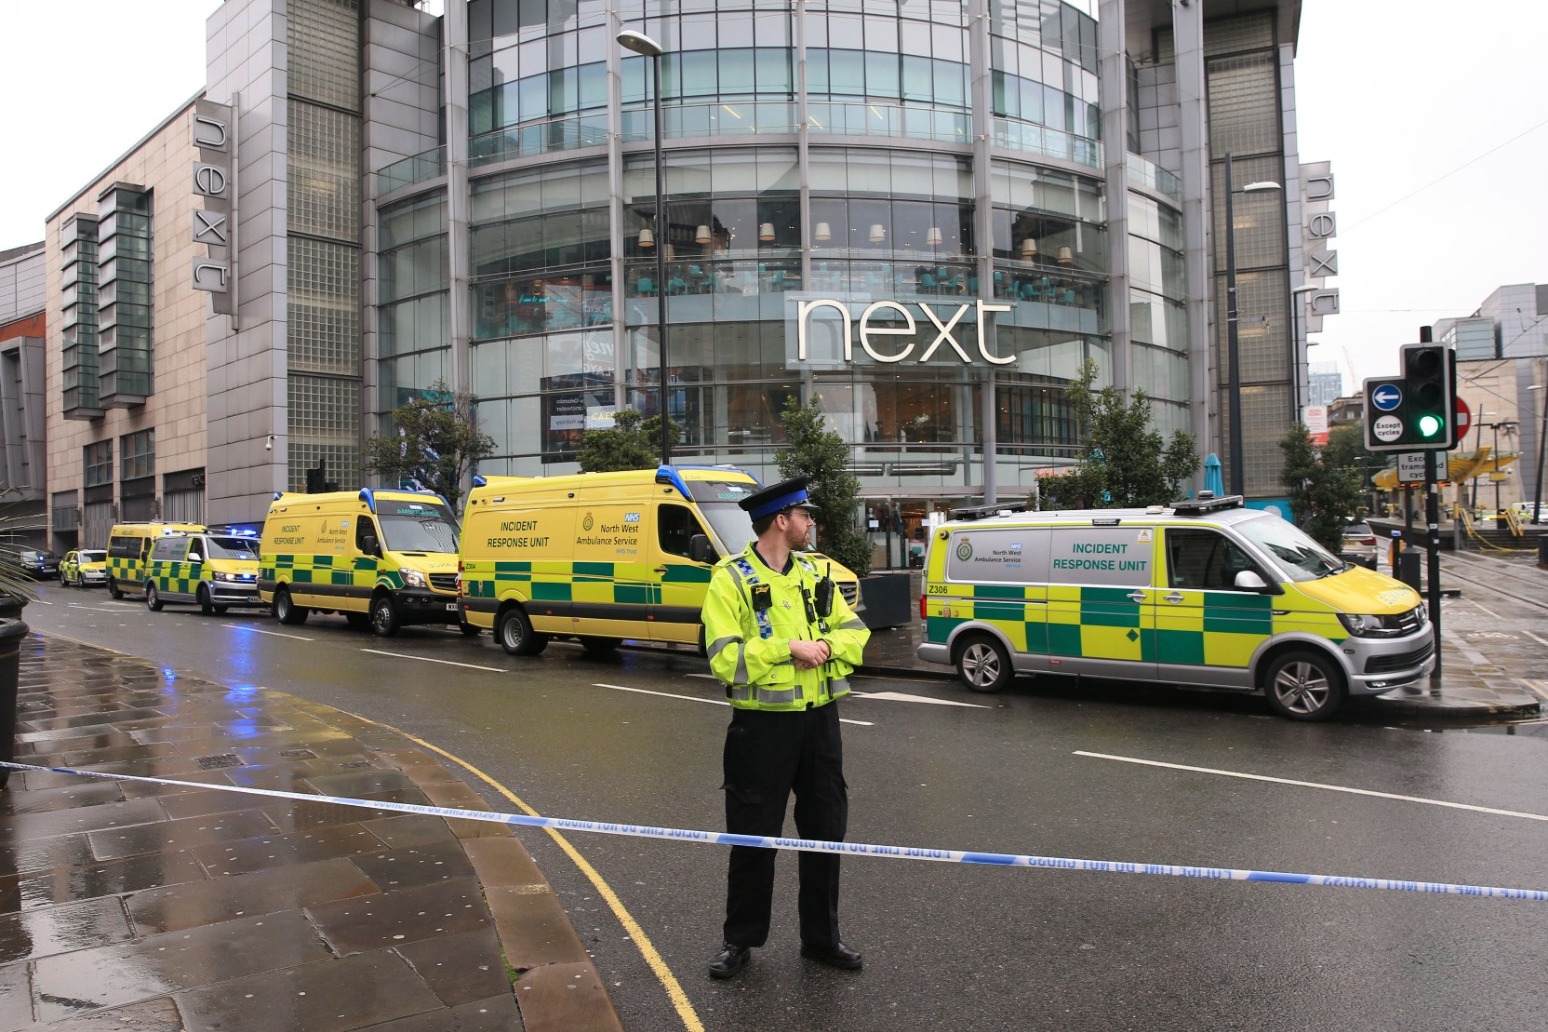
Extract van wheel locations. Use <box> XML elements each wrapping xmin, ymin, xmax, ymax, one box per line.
<box><xmin>275</xmin><ymin>588</ymin><xmax>309</xmax><ymax>625</ymax></box>
<box><xmin>198</xmin><ymin>585</ymin><xmax>216</xmax><ymax>615</ymax></box>
<box><xmin>108</xmin><ymin>577</ymin><xmax>124</xmax><ymax>600</ymax></box>
<box><xmin>370</xmin><ymin>595</ymin><xmax>401</xmax><ymax>637</ymax></box>
<box><xmin>956</xmin><ymin>634</ymin><xmax>1012</xmax><ymax>693</ymax></box>
<box><xmin>146</xmin><ymin>583</ymin><xmax>164</xmax><ymax>612</ymax></box>
<box><xmin>497</xmin><ymin>606</ymin><xmax>548</xmax><ymax>656</ymax></box>
<box><xmin>580</xmin><ymin>636</ymin><xmax>620</xmax><ymax>655</ymax></box>
<box><xmin>1262</xmin><ymin>649</ymin><xmax>1346</xmax><ymax>721</ymax></box>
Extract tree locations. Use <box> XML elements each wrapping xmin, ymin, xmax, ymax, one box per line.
<box><xmin>576</xmin><ymin>409</ymin><xmax>679</xmax><ymax>473</ymax></box>
<box><xmin>361</xmin><ymin>380</ymin><xmax>495</xmax><ymax>511</ymax></box>
<box><xmin>1279</xmin><ymin>422</ymin><xmax>1366</xmax><ymax>552</ymax></box>
<box><xmin>776</xmin><ymin>397</ymin><xmax>872</xmax><ymax>576</ymax></box>
<box><xmin>1036</xmin><ymin>360</ymin><xmax>1198</xmax><ymax>509</ymax></box>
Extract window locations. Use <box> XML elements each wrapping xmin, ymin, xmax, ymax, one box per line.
<box><xmin>84</xmin><ymin>440</ymin><xmax>113</xmax><ymax>488</ymax></box>
<box><xmin>1166</xmin><ymin>529</ymin><xmax>1259</xmax><ymax>591</ymax></box>
<box><xmin>121</xmin><ymin>429</ymin><xmax>155</xmax><ymax>480</ymax></box>
<box><xmin>659</xmin><ymin>503</ymin><xmax>707</xmax><ymax>559</ymax></box>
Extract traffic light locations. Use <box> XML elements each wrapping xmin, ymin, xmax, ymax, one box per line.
<box><xmin>1362</xmin><ymin>344</ymin><xmax>1458</xmax><ymax>452</ymax></box>
<box><xmin>1401</xmin><ymin>343</ymin><xmax>1457</xmax><ymax>448</ymax></box>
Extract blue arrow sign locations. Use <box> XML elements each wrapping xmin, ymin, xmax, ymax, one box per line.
<box><xmin>1371</xmin><ymin>383</ymin><xmax>1402</xmax><ymax>412</ymax></box>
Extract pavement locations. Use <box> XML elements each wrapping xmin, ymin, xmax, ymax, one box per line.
<box><xmin>0</xmin><ymin>563</ymin><xmax>1541</xmax><ymax>1032</ymax></box>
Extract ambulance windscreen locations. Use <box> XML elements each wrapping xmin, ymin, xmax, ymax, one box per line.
<box><xmin>696</xmin><ymin>502</ymin><xmax>757</xmax><ymax>556</ymax></box>
<box><xmin>378</xmin><ymin>504</ymin><xmax>460</xmax><ymax>553</ymax></box>
<box><xmin>1235</xmin><ymin>515</ymin><xmax>1342</xmax><ymax>582</ymax></box>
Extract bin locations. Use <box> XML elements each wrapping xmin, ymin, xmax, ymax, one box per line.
<box><xmin>0</xmin><ymin>613</ymin><xmax>27</xmax><ymax>790</ymax></box>
<box><xmin>1395</xmin><ymin>551</ymin><xmax>1421</xmax><ymax>592</ymax></box>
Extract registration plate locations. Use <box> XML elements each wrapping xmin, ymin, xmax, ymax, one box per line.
<box><xmin>445</xmin><ymin>602</ymin><xmax>458</xmax><ymax>612</ymax></box>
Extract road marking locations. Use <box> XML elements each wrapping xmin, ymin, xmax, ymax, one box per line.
<box><xmin>1472</xmin><ymin>602</ymin><xmax>1503</xmax><ymax>619</ymax></box>
<box><xmin>851</xmin><ymin>690</ymin><xmax>988</xmax><ymax>709</ymax></box>
<box><xmin>1074</xmin><ymin>751</ymin><xmax>1548</xmax><ymax>823</ymax></box>
<box><xmin>245</xmin><ymin>627</ymin><xmax>315</xmax><ymax>642</ymax></box>
<box><xmin>1520</xmin><ymin>679</ymin><xmax>1548</xmax><ymax>703</ymax></box>
<box><xmin>345</xmin><ymin>715</ymin><xmax>705</xmax><ymax>1032</ymax></box>
<box><xmin>360</xmin><ymin>648</ymin><xmax>505</xmax><ymax>672</ymax></box>
<box><xmin>1524</xmin><ymin>630</ymin><xmax>1548</xmax><ymax>649</ymax></box>
<box><xmin>594</xmin><ymin>682</ymin><xmax>874</xmax><ymax>725</ymax></box>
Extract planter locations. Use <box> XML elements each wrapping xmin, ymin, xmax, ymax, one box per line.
<box><xmin>0</xmin><ymin>608</ymin><xmax>26</xmax><ymax>790</ymax></box>
<box><xmin>858</xmin><ymin>571</ymin><xmax>913</xmax><ymax>630</ymax></box>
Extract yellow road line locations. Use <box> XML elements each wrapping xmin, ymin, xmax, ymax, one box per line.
<box><xmin>352</xmin><ymin>713</ymin><xmax>704</xmax><ymax>1032</ymax></box>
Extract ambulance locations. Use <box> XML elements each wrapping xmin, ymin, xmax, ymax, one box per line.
<box><xmin>458</xmin><ymin>465</ymin><xmax>861</xmax><ymax>655</ymax></box>
<box><xmin>143</xmin><ymin>529</ymin><xmax>263</xmax><ymax>614</ymax></box>
<box><xmin>105</xmin><ymin>521</ymin><xmax>206</xmax><ymax>599</ymax></box>
<box><xmin>259</xmin><ymin>488</ymin><xmax>465</xmax><ymax>636</ymax></box>
<box><xmin>916</xmin><ymin>494</ymin><xmax>1435</xmax><ymax>720</ymax></box>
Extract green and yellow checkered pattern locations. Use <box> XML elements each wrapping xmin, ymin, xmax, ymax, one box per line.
<box><xmin>261</xmin><ymin>554</ymin><xmax>408</xmax><ymax>596</ymax></box>
<box><xmin>925</xmin><ymin>584</ymin><xmax>1346</xmax><ymax>669</ymax></box>
<box><xmin>461</xmin><ymin>558</ymin><xmax>712</xmax><ymax>608</ymax></box>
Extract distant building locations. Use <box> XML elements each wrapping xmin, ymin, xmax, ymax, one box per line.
<box><xmin>1305</xmin><ymin>361</ymin><xmax>1342</xmax><ymax>408</ymax></box>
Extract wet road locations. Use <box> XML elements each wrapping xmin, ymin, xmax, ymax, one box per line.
<box><xmin>21</xmin><ymin>583</ymin><xmax>1548</xmax><ymax>1032</ymax></box>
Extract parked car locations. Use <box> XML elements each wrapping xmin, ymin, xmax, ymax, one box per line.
<box><xmin>1340</xmin><ymin>521</ymin><xmax>1379</xmax><ymax>569</ymax></box>
<box><xmin>60</xmin><ymin>549</ymin><xmax>109</xmax><ymax>587</ymax></box>
<box><xmin>7</xmin><ymin>548</ymin><xmax>59</xmax><ymax>580</ymax></box>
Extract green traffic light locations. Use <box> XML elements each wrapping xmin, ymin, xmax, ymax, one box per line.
<box><xmin>1417</xmin><ymin>414</ymin><xmax>1443</xmax><ymax>438</ymax></box>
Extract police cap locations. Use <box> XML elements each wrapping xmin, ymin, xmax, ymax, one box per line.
<box><xmin>739</xmin><ymin>477</ymin><xmax>819</xmax><ymax>522</ymax></box>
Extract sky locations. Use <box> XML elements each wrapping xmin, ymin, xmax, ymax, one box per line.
<box><xmin>1</xmin><ymin>1</ymin><xmax>1543</xmax><ymax>391</ymax></box>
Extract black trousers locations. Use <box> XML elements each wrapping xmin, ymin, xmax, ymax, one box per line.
<box><xmin>721</xmin><ymin>703</ymin><xmax>848</xmax><ymax>949</ymax></box>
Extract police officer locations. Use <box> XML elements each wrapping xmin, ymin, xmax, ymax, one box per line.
<box><xmin>701</xmin><ymin>477</ymin><xmax>871</xmax><ymax>980</ymax></box>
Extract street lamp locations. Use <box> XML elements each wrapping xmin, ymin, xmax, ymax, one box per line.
<box><xmin>1288</xmin><ymin>282</ymin><xmax>1319</xmax><ymax>420</ymax></box>
<box><xmin>1222</xmin><ymin>152</ymin><xmax>1282</xmax><ymax>497</ymax></box>
<box><xmin>1529</xmin><ymin>382</ymin><xmax>1547</xmax><ymax>523</ymax></box>
<box><xmin>617</xmin><ymin>28</ymin><xmax>671</xmax><ymax>465</ymax></box>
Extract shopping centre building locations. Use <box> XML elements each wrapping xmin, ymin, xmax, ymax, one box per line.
<box><xmin>39</xmin><ymin>0</ymin><xmax>1332</xmax><ymax>552</ymax></box>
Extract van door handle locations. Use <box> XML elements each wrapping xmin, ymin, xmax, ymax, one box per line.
<box><xmin>1127</xmin><ymin>590</ymin><xmax>1146</xmax><ymax>602</ymax></box>
<box><xmin>1164</xmin><ymin>593</ymin><xmax>1185</xmax><ymax>604</ymax></box>
<box><xmin>654</xmin><ymin>566</ymin><xmax>668</xmax><ymax>574</ymax></box>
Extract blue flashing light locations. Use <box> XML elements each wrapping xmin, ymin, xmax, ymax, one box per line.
<box><xmin>473</xmin><ymin>474</ymin><xmax>487</xmax><ymax>488</ymax></box>
<box><xmin>655</xmin><ymin>464</ymin><xmax>693</xmax><ymax>500</ymax></box>
<box><xmin>359</xmin><ymin>487</ymin><xmax>377</xmax><ymax>513</ymax></box>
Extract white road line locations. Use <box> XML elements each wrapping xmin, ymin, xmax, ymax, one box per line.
<box><xmin>360</xmin><ymin>648</ymin><xmax>505</xmax><ymax>672</ymax></box>
<box><xmin>1472</xmin><ymin>601</ymin><xmax>1503</xmax><ymax>619</ymax></box>
<box><xmin>1523</xmin><ymin>629</ymin><xmax>1548</xmax><ymax>649</ymax></box>
<box><xmin>245</xmin><ymin>627</ymin><xmax>315</xmax><ymax>641</ymax></box>
<box><xmin>594</xmin><ymin>682</ymin><xmax>874</xmax><ymax>725</ymax></box>
<box><xmin>1520</xmin><ymin>679</ymin><xmax>1548</xmax><ymax>703</ymax></box>
<box><xmin>851</xmin><ymin>690</ymin><xmax>988</xmax><ymax>709</ymax></box>
<box><xmin>1074</xmin><ymin>751</ymin><xmax>1548</xmax><ymax>823</ymax></box>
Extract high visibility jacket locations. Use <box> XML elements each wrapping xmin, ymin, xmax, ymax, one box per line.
<box><xmin>703</xmin><ymin>544</ymin><xmax>870</xmax><ymax>711</ymax></box>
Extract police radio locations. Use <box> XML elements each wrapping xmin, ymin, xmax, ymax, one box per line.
<box><xmin>815</xmin><ymin>562</ymin><xmax>835</xmax><ymax>621</ymax></box>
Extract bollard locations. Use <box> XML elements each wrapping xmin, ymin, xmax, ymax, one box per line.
<box><xmin>1395</xmin><ymin>551</ymin><xmax>1422</xmax><ymax>592</ymax></box>
<box><xmin>1388</xmin><ymin>529</ymin><xmax>1404</xmax><ymax>576</ymax></box>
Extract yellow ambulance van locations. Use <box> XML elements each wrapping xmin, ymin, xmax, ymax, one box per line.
<box><xmin>917</xmin><ymin>494</ymin><xmax>1434</xmax><ymax>720</ymax></box>
<box><xmin>458</xmin><ymin>465</ymin><xmax>861</xmax><ymax>655</ymax></box>
<box><xmin>106</xmin><ymin>522</ymin><xmax>206</xmax><ymax>599</ymax></box>
<box><xmin>259</xmin><ymin>488</ymin><xmax>465</xmax><ymax>636</ymax></box>
<box><xmin>143</xmin><ymin>529</ymin><xmax>263</xmax><ymax>614</ymax></box>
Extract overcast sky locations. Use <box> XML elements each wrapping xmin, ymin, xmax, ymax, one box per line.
<box><xmin>2</xmin><ymin>1</ymin><xmax>1542</xmax><ymax>390</ymax></box>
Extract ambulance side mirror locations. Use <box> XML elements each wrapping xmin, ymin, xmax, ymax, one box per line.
<box><xmin>688</xmin><ymin>534</ymin><xmax>716</xmax><ymax>564</ymax></box>
<box><xmin>1233</xmin><ymin>570</ymin><xmax>1269</xmax><ymax>592</ymax></box>
<box><xmin>187</xmin><ymin>553</ymin><xmax>203</xmax><ymax>564</ymax></box>
<box><xmin>361</xmin><ymin>534</ymin><xmax>381</xmax><ymax>557</ymax></box>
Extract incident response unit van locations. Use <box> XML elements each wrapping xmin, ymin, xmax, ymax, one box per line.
<box><xmin>144</xmin><ymin>529</ymin><xmax>264</xmax><ymax>614</ymax></box>
<box><xmin>106</xmin><ymin>522</ymin><xmax>207</xmax><ymax>599</ymax></box>
<box><xmin>259</xmin><ymin>488</ymin><xmax>465</xmax><ymax>636</ymax></box>
<box><xmin>458</xmin><ymin>465</ymin><xmax>861</xmax><ymax>655</ymax></box>
<box><xmin>917</xmin><ymin>494</ymin><xmax>1435</xmax><ymax>720</ymax></box>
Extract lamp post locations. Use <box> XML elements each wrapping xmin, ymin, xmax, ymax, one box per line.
<box><xmin>1222</xmin><ymin>152</ymin><xmax>1282</xmax><ymax>497</ymax></box>
<box><xmin>1530</xmin><ymin>382</ymin><xmax>1547</xmax><ymax>523</ymax></box>
<box><xmin>618</xmin><ymin>28</ymin><xmax>671</xmax><ymax>465</ymax></box>
<box><xmin>1484</xmin><ymin>420</ymin><xmax>1516</xmax><ymax>519</ymax></box>
<box><xmin>1288</xmin><ymin>282</ymin><xmax>1318</xmax><ymax>421</ymax></box>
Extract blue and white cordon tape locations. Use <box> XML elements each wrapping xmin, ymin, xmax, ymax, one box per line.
<box><xmin>4</xmin><ymin>759</ymin><xmax>1544</xmax><ymax>902</ymax></box>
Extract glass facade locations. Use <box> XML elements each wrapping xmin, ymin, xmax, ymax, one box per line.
<box><xmin>60</xmin><ymin>214</ymin><xmax>101</xmax><ymax>418</ymax></box>
<box><xmin>380</xmin><ymin>0</ymin><xmax>1199</xmax><ymax>508</ymax></box>
<box><xmin>96</xmin><ymin>186</ymin><xmax>154</xmax><ymax>404</ymax></box>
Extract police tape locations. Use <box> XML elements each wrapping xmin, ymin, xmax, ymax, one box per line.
<box><xmin>4</xmin><ymin>759</ymin><xmax>1545</xmax><ymax>901</ymax></box>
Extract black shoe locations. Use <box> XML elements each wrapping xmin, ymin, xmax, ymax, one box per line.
<box><xmin>708</xmin><ymin>943</ymin><xmax>751</xmax><ymax>980</ymax></box>
<box><xmin>800</xmin><ymin>940</ymin><xmax>863</xmax><ymax>970</ymax></box>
